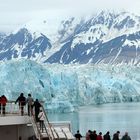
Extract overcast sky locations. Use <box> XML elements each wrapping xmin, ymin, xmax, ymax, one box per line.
<box><xmin>1</xmin><ymin>0</ymin><xmax>140</xmax><ymax>33</ymax></box>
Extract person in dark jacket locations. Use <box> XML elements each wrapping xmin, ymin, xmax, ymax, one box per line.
<box><xmin>15</xmin><ymin>93</ymin><xmax>26</xmax><ymax>116</ymax></box>
<box><xmin>89</xmin><ymin>130</ymin><xmax>97</xmax><ymax>140</ymax></box>
<box><xmin>121</xmin><ymin>132</ymin><xmax>131</xmax><ymax>140</ymax></box>
<box><xmin>113</xmin><ymin>131</ymin><xmax>120</xmax><ymax>140</ymax></box>
<box><xmin>33</xmin><ymin>99</ymin><xmax>41</xmax><ymax>122</ymax></box>
<box><xmin>1</xmin><ymin>95</ymin><xmax>7</xmax><ymax>115</ymax></box>
<box><xmin>103</xmin><ymin>131</ymin><xmax>111</xmax><ymax>140</ymax></box>
<box><xmin>74</xmin><ymin>130</ymin><xmax>82</xmax><ymax>140</ymax></box>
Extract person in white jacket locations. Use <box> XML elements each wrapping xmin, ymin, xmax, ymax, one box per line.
<box><xmin>38</xmin><ymin>109</ymin><xmax>45</xmax><ymax>132</ymax></box>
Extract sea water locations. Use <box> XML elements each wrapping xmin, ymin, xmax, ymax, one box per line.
<box><xmin>47</xmin><ymin>102</ymin><xmax>140</xmax><ymax>140</ymax></box>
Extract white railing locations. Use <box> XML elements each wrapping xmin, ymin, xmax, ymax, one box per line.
<box><xmin>42</xmin><ymin>105</ymin><xmax>55</xmax><ymax>140</ymax></box>
<box><xmin>1</xmin><ymin>101</ymin><xmax>73</xmax><ymax>140</ymax></box>
<box><xmin>0</xmin><ymin>101</ymin><xmax>28</xmax><ymax>115</ymax></box>
<box><xmin>50</xmin><ymin>121</ymin><xmax>71</xmax><ymax>130</ymax></box>
<box><xmin>30</xmin><ymin>115</ymin><xmax>41</xmax><ymax>140</ymax></box>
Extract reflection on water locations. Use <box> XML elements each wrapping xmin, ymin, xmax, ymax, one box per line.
<box><xmin>47</xmin><ymin>102</ymin><xmax>140</xmax><ymax>140</ymax></box>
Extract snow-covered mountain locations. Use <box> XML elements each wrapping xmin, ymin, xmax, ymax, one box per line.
<box><xmin>0</xmin><ymin>11</ymin><xmax>140</xmax><ymax>65</ymax></box>
<box><xmin>0</xmin><ymin>28</ymin><xmax>52</xmax><ymax>62</ymax></box>
<box><xmin>45</xmin><ymin>11</ymin><xmax>140</xmax><ymax>65</ymax></box>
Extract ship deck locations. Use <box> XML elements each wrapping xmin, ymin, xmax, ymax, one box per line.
<box><xmin>0</xmin><ymin>101</ymin><xmax>74</xmax><ymax>140</ymax></box>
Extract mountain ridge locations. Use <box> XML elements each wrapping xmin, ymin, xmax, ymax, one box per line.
<box><xmin>0</xmin><ymin>10</ymin><xmax>140</xmax><ymax>65</ymax></box>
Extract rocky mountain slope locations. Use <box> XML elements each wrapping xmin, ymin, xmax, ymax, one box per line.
<box><xmin>0</xmin><ymin>11</ymin><xmax>140</xmax><ymax>65</ymax></box>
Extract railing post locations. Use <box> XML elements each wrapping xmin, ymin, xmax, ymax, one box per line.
<box><xmin>41</xmin><ymin>104</ymin><xmax>55</xmax><ymax>140</ymax></box>
<box><xmin>30</xmin><ymin>115</ymin><xmax>41</xmax><ymax>140</ymax></box>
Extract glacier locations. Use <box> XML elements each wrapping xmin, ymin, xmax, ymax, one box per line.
<box><xmin>0</xmin><ymin>59</ymin><xmax>140</xmax><ymax>112</ymax></box>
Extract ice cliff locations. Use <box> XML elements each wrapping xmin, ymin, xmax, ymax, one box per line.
<box><xmin>0</xmin><ymin>59</ymin><xmax>140</xmax><ymax>112</ymax></box>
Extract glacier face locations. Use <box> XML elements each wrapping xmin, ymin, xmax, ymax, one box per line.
<box><xmin>1</xmin><ymin>59</ymin><xmax>140</xmax><ymax>112</ymax></box>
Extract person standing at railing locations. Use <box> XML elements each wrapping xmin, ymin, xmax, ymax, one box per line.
<box><xmin>26</xmin><ymin>94</ymin><xmax>34</xmax><ymax>116</ymax></box>
<box><xmin>113</xmin><ymin>131</ymin><xmax>120</xmax><ymax>140</ymax></box>
<box><xmin>74</xmin><ymin>130</ymin><xmax>82</xmax><ymax>140</ymax></box>
<box><xmin>86</xmin><ymin>130</ymin><xmax>92</xmax><ymax>140</ymax></box>
<box><xmin>103</xmin><ymin>131</ymin><xmax>111</xmax><ymax>140</ymax></box>
<box><xmin>1</xmin><ymin>95</ymin><xmax>7</xmax><ymax>115</ymax></box>
<box><xmin>15</xmin><ymin>93</ymin><xmax>26</xmax><ymax>116</ymax></box>
<box><xmin>33</xmin><ymin>99</ymin><xmax>41</xmax><ymax>122</ymax></box>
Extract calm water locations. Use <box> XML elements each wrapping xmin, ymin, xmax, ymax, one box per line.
<box><xmin>47</xmin><ymin>102</ymin><xmax>140</xmax><ymax>140</ymax></box>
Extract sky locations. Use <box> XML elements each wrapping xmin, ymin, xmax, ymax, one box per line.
<box><xmin>1</xmin><ymin>0</ymin><xmax>140</xmax><ymax>33</ymax></box>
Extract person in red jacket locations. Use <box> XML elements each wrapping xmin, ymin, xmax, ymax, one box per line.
<box><xmin>1</xmin><ymin>95</ymin><xmax>7</xmax><ymax>115</ymax></box>
<box><xmin>96</xmin><ymin>132</ymin><xmax>103</xmax><ymax>140</ymax></box>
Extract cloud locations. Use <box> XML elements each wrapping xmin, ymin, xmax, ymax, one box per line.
<box><xmin>0</xmin><ymin>0</ymin><xmax>140</xmax><ymax>33</ymax></box>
